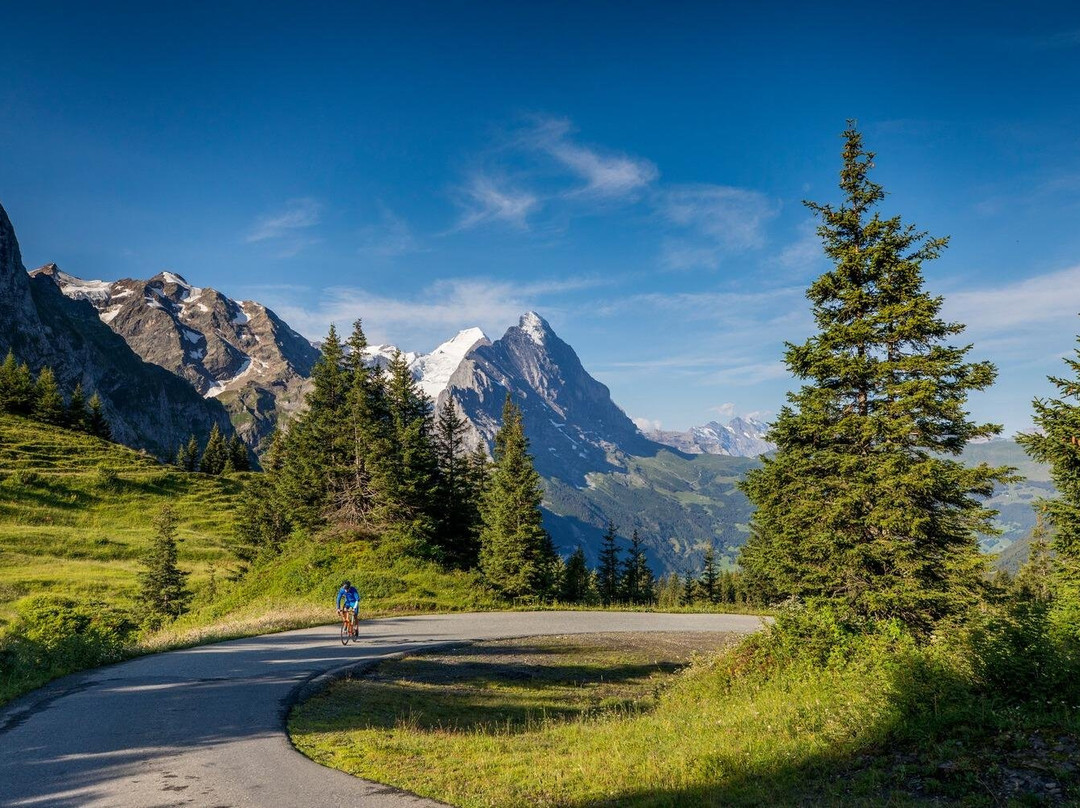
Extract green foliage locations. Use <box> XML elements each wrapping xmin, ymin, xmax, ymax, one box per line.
<box><xmin>596</xmin><ymin>520</ymin><xmax>620</xmax><ymax>605</ymax></box>
<box><xmin>94</xmin><ymin>463</ymin><xmax>120</xmax><ymax>490</ymax></box>
<box><xmin>559</xmin><ymin>546</ymin><xmax>594</xmax><ymax>603</ymax></box>
<box><xmin>740</xmin><ymin>125</ymin><xmax>1012</xmax><ymax>634</ymax></box>
<box><xmin>620</xmin><ymin>530</ymin><xmax>655</xmax><ymax>605</ymax></box>
<box><xmin>1017</xmin><ymin>323</ymin><xmax>1080</xmax><ymax>640</ymax></box>
<box><xmin>479</xmin><ymin>395</ymin><xmax>556</xmax><ymax>600</ymax></box>
<box><xmin>137</xmin><ymin>505</ymin><xmax>192</xmax><ymax>621</ymax></box>
<box><xmin>32</xmin><ymin>367</ymin><xmax>64</xmax><ymax>425</ymax></box>
<box><xmin>0</xmin><ymin>595</ymin><xmax>135</xmax><ymax>702</ymax></box>
<box><xmin>199</xmin><ymin>423</ymin><xmax>228</xmax><ymax>475</ymax></box>
<box><xmin>86</xmin><ymin>393</ymin><xmax>111</xmax><ymax>440</ymax></box>
<box><xmin>433</xmin><ymin>397</ymin><xmax>483</xmax><ymax>568</ymax></box>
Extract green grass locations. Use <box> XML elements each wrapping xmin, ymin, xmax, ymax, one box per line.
<box><xmin>290</xmin><ymin>631</ymin><xmax>1080</xmax><ymax>807</ymax></box>
<box><xmin>0</xmin><ymin>413</ymin><xmax>243</xmax><ymax>627</ymax></box>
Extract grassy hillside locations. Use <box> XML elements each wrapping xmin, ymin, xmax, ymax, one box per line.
<box><xmin>0</xmin><ymin>413</ymin><xmax>499</xmax><ymax>703</ymax></box>
<box><xmin>0</xmin><ymin>412</ymin><xmax>241</xmax><ymax>627</ymax></box>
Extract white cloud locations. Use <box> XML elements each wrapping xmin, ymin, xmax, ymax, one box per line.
<box><xmin>658</xmin><ymin>185</ymin><xmax>778</xmax><ymax>269</ymax></box>
<box><xmin>944</xmin><ymin>264</ymin><xmax>1080</xmax><ymax>332</ymax></box>
<box><xmin>522</xmin><ymin>116</ymin><xmax>659</xmax><ymax>198</ymax></box>
<box><xmin>455</xmin><ymin>174</ymin><xmax>539</xmax><ymax>230</ymax></box>
<box><xmin>632</xmin><ymin>416</ymin><xmax>663</xmax><ymax>433</ymax></box>
<box><xmin>245</xmin><ymin>198</ymin><xmax>322</xmax><ymax>243</ymax></box>
<box><xmin>709</xmin><ymin>402</ymin><xmax>736</xmax><ymax>419</ymax></box>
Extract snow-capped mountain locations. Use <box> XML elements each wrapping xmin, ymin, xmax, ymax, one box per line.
<box><xmin>0</xmin><ymin>203</ymin><xmax>231</xmax><ymax>456</ymax></box>
<box><xmin>32</xmin><ymin>265</ymin><xmax>319</xmax><ymax>448</ymax></box>
<box><xmin>644</xmin><ymin>417</ymin><xmax>774</xmax><ymax>458</ymax></box>
<box><xmin>441</xmin><ymin>312</ymin><xmax>659</xmax><ymax>485</ymax></box>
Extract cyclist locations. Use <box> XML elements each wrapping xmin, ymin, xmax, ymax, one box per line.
<box><xmin>336</xmin><ymin>580</ymin><xmax>361</xmax><ymax>637</ymax></box>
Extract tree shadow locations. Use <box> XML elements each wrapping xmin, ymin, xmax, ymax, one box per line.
<box><xmin>316</xmin><ymin>642</ymin><xmax>689</xmax><ymax>735</ymax></box>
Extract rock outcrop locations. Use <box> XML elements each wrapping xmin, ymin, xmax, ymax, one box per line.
<box><xmin>0</xmin><ymin>202</ymin><xmax>232</xmax><ymax>457</ymax></box>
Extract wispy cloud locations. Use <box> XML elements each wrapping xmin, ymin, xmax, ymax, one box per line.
<box><xmin>245</xmin><ymin>197</ymin><xmax>322</xmax><ymax>243</ymax></box>
<box><xmin>944</xmin><ymin>264</ymin><xmax>1080</xmax><ymax>333</ymax></box>
<box><xmin>358</xmin><ymin>205</ymin><xmax>421</xmax><ymax>257</ymax></box>
<box><xmin>455</xmin><ymin>174</ymin><xmax>539</xmax><ymax>231</ymax></box>
<box><xmin>658</xmin><ymin>185</ymin><xmax>779</xmax><ymax>269</ymax></box>
<box><xmin>258</xmin><ymin>275</ymin><xmax>605</xmax><ymax>349</ymax></box>
<box><xmin>521</xmin><ymin>116</ymin><xmax>659</xmax><ymax>198</ymax></box>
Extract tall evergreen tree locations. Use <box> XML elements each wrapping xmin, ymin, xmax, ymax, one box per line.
<box><xmin>620</xmin><ymin>530</ymin><xmax>655</xmax><ymax>605</ymax></box>
<box><xmin>175</xmin><ymin>440</ymin><xmax>192</xmax><ymax>470</ymax></box>
<box><xmin>278</xmin><ymin>324</ymin><xmax>351</xmax><ymax>526</ymax></box>
<box><xmin>86</xmin><ymin>393</ymin><xmax>111</xmax><ymax>440</ymax></box>
<box><xmin>738</xmin><ymin>124</ymin><xmax>1011</xmax><ymax>632</ymax></box>
<box><xmin>137</xmin><ymin>505</ymin><xmax>191</xmax><ymax>620</ymax></box>
<box><xmin>1017</xmin><ymin>326</ymin><xmax>1080</xmax><ymax>635</ymax></box>
<box><xmin>378</xmin><ymin>350</ymin><xmax>438</xmax><ymax>548</ymax></box>
<box><xmin>183</xmin><ymin>434</ymin><xmax>200</xmax><ymax>472</ymax></box>
<box><xmin>596</xmin><ymin>520</ymin><xmax>621</xmax><ymax>606</ymax></box>
<box><xmin>0</xmin><ymin>352</ymin><xmax>35</xmax><ymax>415</ymax></box>
<box><xmin>33</xmin><ymin>367</ymin><xmax>64</xmax><ymax>425</ymax></box>
<box><xmin>66</xmin><ymin>382</ymin><xmax>87</xmax><ymax>431</ymax></box>
<box><xmin>331</xmin><ymin>318</ymin><xmax>387</xmax><ymax>524</ymax></box>
<box><xmin>560</xmin><ymin>546</ymin><xmax>593</xmax><ymax>603</ymax></box>
<box><xmin>228</xmin><ymin>434</ymin><xmax>250</xmax><ymax>472</ymax></box>
<box><xmin>700</xmin><ymin>545</ymin><xmax>720</xmax><ymax>604</ymax></box>
<box><xmin>200</xmin><ymin>423</ymin><xmax>228</xmax><ymax>474</ymax></box>
<box><xmin>680</xmin><ymin>569</ymin><xmax>697</xmax><ymax>606</ymax></box>
<box><xmin>478</xmin><ymin>394</ymin><xmax>555</xmax><ymax>599</ymax></box>
<box><xmin>433</xmin><ymin>397</ymin><xmax>480</xmax><ymax>567</ymax></box>
<box><xmin>231</xmin><ymin>431</ymin><xmax>291</xmax><ymax>566</ymax></box>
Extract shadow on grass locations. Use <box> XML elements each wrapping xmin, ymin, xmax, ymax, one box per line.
<box><xmin>322</xmin><ymin>643</ymin><xmax>689</xmax><ymax>735</ymax></box>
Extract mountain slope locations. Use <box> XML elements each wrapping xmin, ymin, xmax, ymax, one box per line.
<box><xmin>33</xmin><ymin>265</ymin><xmax>319</xmax><ymax>449</ymax></box>
<box><xmin>645</xmin><ymin>417</ymin><xmax>774</xmax><ymax>457</ymax></box>
<box><xmin>0</xmin><ymin>202</ymin><xmax>231</xmax><ymax>457</ymax></box>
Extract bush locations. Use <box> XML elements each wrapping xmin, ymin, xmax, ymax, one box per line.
<box><xmin>0</xmin><ymin>596</ymin><xmax>136</xmax><ymax>702</ymax></box>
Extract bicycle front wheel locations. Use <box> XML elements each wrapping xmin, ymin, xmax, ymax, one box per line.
<box><xmin>340</xmin><ymin>621</ymin><xmax>350</xmax><ymax>645</ymax></box>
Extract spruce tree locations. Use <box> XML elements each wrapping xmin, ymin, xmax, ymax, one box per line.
<box><xmin>620</xmin><ymin>530</ymin><xmax>654</xmax><ymax>604</ymax></box>
<box><xmin>560</xmin><ymin>546</ymin><xmax>592</xmax><ymax>603</ymax></box>
<box><xmin>231</xmin><ymin>431</ymin><xmax>291</xmax><ymax>566</ymax></box>
<box><xmin>433</xmin><ymin>396</ymin><xmax>479</xmax><ymax>567</ymax></box>
<box><xmin>175</xmin><ymin>440</ymin><xmax>192</xmax><ymax>470</ymax></box>
<box><xmin>200</xmin><ymin>423</ymin><xmax>228</xmax><ymax>475</ymax></box>
<box><xmin>66</xmin><ymin>382</ymin><xmax>87</xmax><ymax>431</ymax></box>
<box><xmin>228</xmin><ymin>434</ymin><xmax>250</xmax><ymax>471</ymax></box>
<box><xmin>739</xmin><ymin>124</ymin><xmax>1011</xmax><ymax>633</ymax></box>
<box><xmin>478</xmin><ymin>394</ymin><xmax>554</xmax><ymax>599</ymax></box>
<box><xmin>183</xmin><ymin>435</ymin><xmax>200</xmax><ymax>471</ymax></box>
<box><xmin>680</xmin><ymin>569</ymin><xmax>697</xmax><ymax>606</ymax></box>
<box><xmin>1017</xmin><ymin>329</ymin><xmax>1080</xmax><ymax>634</ymax></box>
<box><xmin>700</xmin><ymin>545</ymin><xmax>720</xmax><ymax>604</ymax></box>
<box><xmin>33</xmin><ymin>367</ymin><xmax>64</xmax><ymax>425</ymax></box>
<box><xmin>0</xmin><ymin>352</ymin><xmax>35</xmax><ymax>415</ymax></box>
<box><xmin>137</xmin><ymin>505</ymin><xmax>191</xmax><ymax>620</ymax></box>
<box><xmin>86</xmin><ymin>393</ymin><xmax>111</xmax><ymax>440</ymax></box>
<box><xmin>596</xmin><ymin>520</ymin><xmax>621</xmax><ymax>606</ymax></box>
<box><xmin>378</xmin><ymin>350</ymin><xmax>438</xmax><ymax>549</ymax></box>
<box><xmin>278</xmin><ymin>324</ymin><xmax>351</xmax><ymax>526</ymax></box>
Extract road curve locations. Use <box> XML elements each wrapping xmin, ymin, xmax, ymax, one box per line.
<box><xmin>0</xmin><ymin>611</ymin><xmax>762</xmax><ymax>808</ymax></box>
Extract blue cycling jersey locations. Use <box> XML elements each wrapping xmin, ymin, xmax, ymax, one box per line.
<box><xmin>336</xmin><ymin>585</ymin><xmax>360</xmax><ymax>610</ymax></box>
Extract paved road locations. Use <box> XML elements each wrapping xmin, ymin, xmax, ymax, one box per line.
<box><xmin>0</xmin><ymin>611</ymin><xmax>762</xmax><ymax>808</ymax></box>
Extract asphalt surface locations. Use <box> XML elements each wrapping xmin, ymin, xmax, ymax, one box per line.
<box><xmin>0</xmin><ymin>611</ymin><xmax>763</xmax><ymax>807</ymax></box>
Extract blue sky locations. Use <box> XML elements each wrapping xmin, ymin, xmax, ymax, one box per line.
<box><xmin>3</xmin><ymin>1</ymin><xmax>1080</xmax><ymax>434</ymax></box>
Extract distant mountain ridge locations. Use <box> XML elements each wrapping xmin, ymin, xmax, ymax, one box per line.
<box><xmin>644</xmin><ymin>417</ymin><xmax>774</xmax><ymax>457</ymax></box>
<box><xmin>0</xmin><ymin>202</ymin><xmax>231</xmax><ymax>457</ymax></box>
<box><xmin>33</xmin><ymin>265</ymin><xmax>319</xmax><ymax>449</ymax></box>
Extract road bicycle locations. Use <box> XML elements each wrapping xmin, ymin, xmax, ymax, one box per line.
<box><xmin>338</xmin><ymin>608</ymin><xmax>359</xmax><ymax>645</ymax></box>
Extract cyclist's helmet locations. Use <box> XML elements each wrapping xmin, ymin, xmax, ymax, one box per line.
<box><xmin>343</xmin><ymin>580</ymin><xmax>352</xmax><ymax>588</ymax></box>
